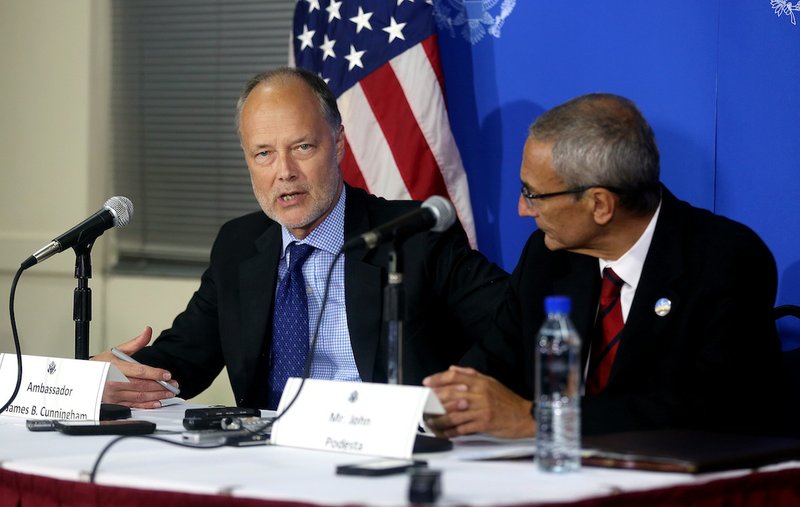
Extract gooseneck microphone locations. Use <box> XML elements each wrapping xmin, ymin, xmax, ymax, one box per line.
<box><xmin>342</xmin><ymin>195</ymin><xmax>456</xmax><ymax>252</ymax></box>
<box><xmin>21</xmin><ymin>196</ymin><xmax>134</xmax><ymax>269</ymax></box>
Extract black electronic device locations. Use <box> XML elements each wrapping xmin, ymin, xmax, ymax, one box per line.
<box><xmin>219</xmin><ymin>415</ymin><xmax>274</xmax><ymax>433</ymax></box>
<box><xmin>336</xmin><ymin>459</ymin><xmax>427</xmax><ymax>477</ymax></box>
<box><xmin>224</xmin><ymin>432</ymin><xmax>270</xmax><ymax>447</ymax></box>
<box><xmin>413</xmin><ymin>434</ymin><xmax>452</xmax><ymax>453</ymax></box>
<box><xmin>408</xmin><ymin>467</ymin><xmax>442</xmax><ymax>503</ymax></box>
<box><xmin>99</xmin><ymin>403</ymin><xmax>132</xmax><ymax>421</ymax></box>
<box><xmin>182</xmin><ymin>428</ymin><xmax>271</xmax><ymax>446</ymax></box>
<box><xmin>182</xmin><ymin>429</ymin><xmax>250</xmax><ymax>445</ymax></box>
<box><xmin>54</xmin><ymin>419</ymin><xmax>156</xmax><ymax>436</ymax></box>
<box><xmin>26</xmin><ymin>419</ymin><xmax>57</xmax><ymax>432</ymax></box>
<box><xmin>183</xmin><ymin>406</ymin><xmax>261</xmax><ymax>430</ymax></box>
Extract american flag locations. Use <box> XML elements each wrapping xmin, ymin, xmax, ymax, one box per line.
<box><xmin>292</xmin><ymin>0</ymin><xmax>477</xmax><ymax>247</ymax></box>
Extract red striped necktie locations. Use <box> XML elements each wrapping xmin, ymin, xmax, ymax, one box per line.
<box><xmin>587</xmin><ymin>267</ymin><xmax>625</xmax><ymax>396</ymax></box>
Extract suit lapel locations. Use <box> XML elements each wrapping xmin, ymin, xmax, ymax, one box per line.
<box><xmin>552</xmin><ymin>253</ymin><xmax>602</xmax><ymax>371</ymax></box>
<box><xmin>342</xmin><ymin>187</ymin><xmax>383</xmax><ymax>382</ymax></box>
<box><xmin>235</xmin><ymin>187</ymin><xmax>383</xmax><ymax>389</ymax></box>
<box><xmin>609</xmin><ymin>189</ymin><xmax>686</xmax><ymax>386</ymax></box>
<box><xmin>238</xmin><ymin>222</ymin><xmax>282</xmax><ymax>389</ymax></box>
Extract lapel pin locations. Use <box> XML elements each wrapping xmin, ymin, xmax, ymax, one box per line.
<box><xmin>654</xmin><ymin>298</ymin><xmax>672</xmax><ymax>317</ymax></box>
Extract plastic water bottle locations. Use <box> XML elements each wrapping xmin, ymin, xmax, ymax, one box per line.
<box><xmin>535</xmin><ymin>295</ymin><xmax>582</xmax><ymax>472</ymax></box>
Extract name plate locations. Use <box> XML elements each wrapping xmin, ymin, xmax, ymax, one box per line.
<box><xmin>270</xmin><ymin>378</ymin><xmax>444</xmax><ymax>459</ymax></box>
<box><xmin>0</xmin><ymin>354</ymin><xmax>126</xmax><ymax>421</ymax></box>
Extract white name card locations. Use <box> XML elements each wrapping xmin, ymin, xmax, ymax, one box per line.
<box><xmin>270</xmin><ymin>378</ymin><xmax>444</xmax><ymax>459</ymax></box>
<box><xmin>0</xmin><ymin>354</ymin><xmax>126</xmax><ymax>421</ymax></box>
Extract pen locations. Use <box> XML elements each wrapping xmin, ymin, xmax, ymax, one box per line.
<box><xmin>110</xmin><ymin>347</ymin><xmax>181</xmax><ymax>396</ymax></box>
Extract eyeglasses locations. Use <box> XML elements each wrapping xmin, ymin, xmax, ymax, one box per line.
<box><xmin>520</xmin><ymin>184</ymin><xmax>622</xmax><ymax>208</ymax></box>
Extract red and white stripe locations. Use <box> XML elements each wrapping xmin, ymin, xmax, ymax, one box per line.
<box><xmin>335</xmin><ymin>35</ymin><xmax>477</xmax><ymax>247</ymax></box>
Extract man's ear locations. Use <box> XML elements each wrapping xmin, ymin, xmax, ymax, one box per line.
<box><xmin>335</xmin><ymin>124</ymin><xmax>345</xmax><ymax>164</ymax></box>
<box><xmin>590</xmin><ymin>187</ymin><xmax>617</xmax><ymax>226</ymax></box>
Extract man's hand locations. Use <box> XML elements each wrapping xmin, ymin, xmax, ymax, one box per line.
<box><xmin>91</xmin><ymin>326</ymin><xmax>178</xmax><ymax>409</ymax></box>
<box><xmin>423</xmin><ymin>365</ymin><xmax>535</xmax><ymax>439</ymax></box>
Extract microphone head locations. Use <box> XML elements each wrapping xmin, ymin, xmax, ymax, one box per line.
<box><xmin>104</xmin><ymin>196</ymin><xmax>134</xmax><ymax>228</ymax></box>
<box><xmin>422</xmin><ymin>195</ymin><xmax>456</xmax><ymax>233</ymax></box>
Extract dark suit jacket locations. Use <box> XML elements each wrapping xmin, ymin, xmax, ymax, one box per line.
<box><xmin>462</xmin><ymin>186</ymin><xmax>786</xmax><ymax>435</ymax></box>
<box><xmin>135</xmin><ymin>185</ymin><xmax>508</xmax><ymax>408</ymax></box>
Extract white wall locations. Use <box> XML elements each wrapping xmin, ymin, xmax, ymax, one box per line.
<box><xmin>0</xmin><ymin>0</ymin><xmax>234</xmax><ymax>406</ymax></box>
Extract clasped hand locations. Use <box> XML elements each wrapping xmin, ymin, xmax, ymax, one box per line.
<box><xmin>422</xmin><ymin>365</ymin><xmax>536</xmax><ymax>439</ymax></box>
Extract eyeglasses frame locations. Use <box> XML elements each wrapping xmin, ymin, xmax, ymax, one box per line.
<box><xmin>520</xmin><ymin>184</ymin><xmax>622</xmax><ymax>207</ymax></box>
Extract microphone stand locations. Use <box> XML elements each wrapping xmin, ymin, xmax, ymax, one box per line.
<box><xmin>73</xmin><ymin>240</ymin><xmax>130</xmax><ymax>420</ymax></box>
<box><xmin>73</xmin><ymin>240</ymin><xmax>95</xmax><ymax>360</ymax></box>
<box><xmin>384</xmin><ymin>244</ymin><xmax>405</xmax><ymax>385</ymax></box>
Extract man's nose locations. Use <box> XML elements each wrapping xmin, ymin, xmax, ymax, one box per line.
<box><xmin>276</xmin><ymin>152</ymin><xmax>298</xmax><ymax>180</ymax></box>
<box><xmin>518</xmin><ymin>195</ymin><xmax>538</xmax><ymax>218</ymax></box>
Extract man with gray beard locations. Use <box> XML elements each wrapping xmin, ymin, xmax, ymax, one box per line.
<box><xmin>93</xmin><ymin>68</ymin><xmax>507</xmax><ymax>410</ymax></box>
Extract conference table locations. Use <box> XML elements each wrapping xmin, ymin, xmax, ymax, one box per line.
<box><xmin>1</xmin><ymin>403</ymin><xmax>799</xmax><ymax>507</ymax></box>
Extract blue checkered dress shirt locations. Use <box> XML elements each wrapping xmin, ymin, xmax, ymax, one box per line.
<box><xmin>278</xmin><ymin>188</ymin><xmax>360</xmax><ymax>383</ymax></box>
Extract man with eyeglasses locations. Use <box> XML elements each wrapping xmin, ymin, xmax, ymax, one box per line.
<box><xmin>423</xmin><ymin>93</ymin><xmax>786</xmax><ymax>438</ymax></box>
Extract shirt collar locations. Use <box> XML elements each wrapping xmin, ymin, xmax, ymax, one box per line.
<box><xmin>599</xmin><ymin>200</ymin><xmax>662</xmax><ymax>289</ymax></box>
<box><xmin>280</xmin><ymin>186</ymin><xmax>346</xmax><ymax>258</ymax></box>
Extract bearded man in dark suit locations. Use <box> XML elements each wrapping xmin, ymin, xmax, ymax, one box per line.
<box><xmin>425</xmin><ymin>93</ymin><xmax>785</xmax><ymax>437</ymax></box>
<box><xmin>93</xmin><ymin>67</ymin><xmax>507</xmax><ymax>409</ymax></box>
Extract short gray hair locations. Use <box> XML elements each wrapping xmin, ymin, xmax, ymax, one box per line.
<box><xmin>235</xmin><ymin>67</ymin><xmax>342</xmax><ymax>136</ymax></box>
<box><xmin>528</xmin><ymin>93</ymin><xmax>661</xmax><ymax>214</ymax></box>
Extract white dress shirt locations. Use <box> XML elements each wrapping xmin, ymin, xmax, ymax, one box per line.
<box><xmin>598</xmin><ymin>202</ymin><xmax>662</xmax><ymax>322</ymax></box>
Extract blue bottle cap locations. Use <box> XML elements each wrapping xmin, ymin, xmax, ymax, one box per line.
<box><xmin>544</xmin><ymin>295</ymin><xmax>571</xmax><ymax>314</ymax></box>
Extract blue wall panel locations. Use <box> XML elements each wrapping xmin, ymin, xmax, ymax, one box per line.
<box><xmin>716</xmin><ymin>3</ymin><xmax>800</xmax><ymax>347</ymax></box>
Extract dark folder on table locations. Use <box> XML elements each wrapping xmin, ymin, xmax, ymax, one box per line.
<box><xmin>582</xmin><ymin>430</ymin><xmax>800</xmax><ymax>473</ymax></box>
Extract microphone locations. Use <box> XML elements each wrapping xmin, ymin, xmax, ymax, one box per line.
<box><xmin>342</xmin><ymin>195</ymin><xmax>456</xmax><ymax>252</ymax></box>
<box><xmin>21</xmin><ymin>196</ymin><xmax>134</xmax><ymax>269</ymax></box>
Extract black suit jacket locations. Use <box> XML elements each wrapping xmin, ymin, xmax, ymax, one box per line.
<box><xmin>462</xmin><ymin>186</ymin><xmax>786</xmax><ymax>435</ymax></box>
<box><xmin>135</xmin><ymin>185</ymin><xmax>508</xmax><ymax>408</ymax></box>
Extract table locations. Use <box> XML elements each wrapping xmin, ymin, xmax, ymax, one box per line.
<box><xmin>1</xmin><ymin>405</ymin><xmax>799</xmax><ymax>507</ymax></box>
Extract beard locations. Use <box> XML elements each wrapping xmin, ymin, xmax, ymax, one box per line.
<box><xmin>251</xmin><ymin>169</ymin><xmax>342</xmax><ymax>231</ymax></box>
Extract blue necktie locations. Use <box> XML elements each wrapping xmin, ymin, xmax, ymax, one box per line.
<box><xmin>268</xmin><ymin>242</ymin><xmax>315</xmax><ymax>409</ymax></box>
